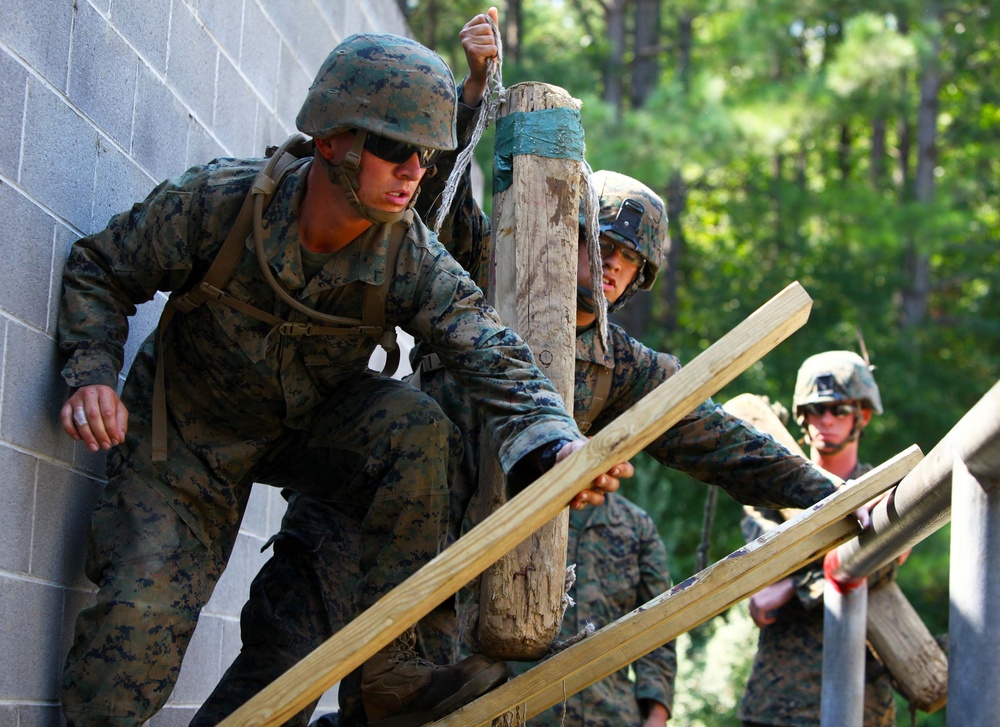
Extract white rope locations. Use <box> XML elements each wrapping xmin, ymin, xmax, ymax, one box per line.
<box><xmin>432</xmin><ymin>14</ymin><xmax>506</xmax><ymax>235</ymax></box>
<box><xmin>581</xmin><ymin>163</ymin><xmax>610</xmax><ymax>350</ymax></box>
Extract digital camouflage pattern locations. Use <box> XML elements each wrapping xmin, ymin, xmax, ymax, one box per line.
<box><xmin>296</xmin><ymin>33</ymin><xmax>457</xmax><ymax>150</ymax></box>
<box><xmin>508</xmin><ymin>493</ymin><xmax>676</xmax><ymax>726</ymax></box>
<box><xmin>191</xmin><ymin>92</ymin><xmax>493</xmax><ymax>727</ymax></box>
<box><xmin>793</xmin><ymin>350</ymin><xmax>884</xmax><ymax>415</ymax></box>
<box><xmin>57</xmin><ymin>142</ymin><xmax>582</xmax><ymax>723</ymax></box>
<box><xmin>739</xmin><ymin>462</ymin><xmax>897</xmax><ymax>727</ymax></box>
<box><xmin>584</xmin><ymin>170</ymin><xmax>668</xmax><ymax>290</ymax></box>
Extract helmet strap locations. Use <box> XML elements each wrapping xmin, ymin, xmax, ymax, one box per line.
<box><xmin>317</xmin><ymin>130</ymin><xmax>418</xmax><ymax>225</ymax></box>
<box><xmin>800</xmin><ymin>410</ymin><xmax>864</xmax><ymax>454</ymax></box>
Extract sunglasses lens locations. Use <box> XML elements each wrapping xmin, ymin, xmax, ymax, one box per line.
<box><xmin>804</xmin><ymin>403</ymin><xmax>855</xmax><ymax>418</ymax></box>
<box><xmin>364</xmin><ymin>133</ymin><xmax>441</xmax><ymax>168</ymax></box>
<box><xmin>599</xmin><ymin>239</ymin><xmax>643</xmax><ymax>266</ymax></box>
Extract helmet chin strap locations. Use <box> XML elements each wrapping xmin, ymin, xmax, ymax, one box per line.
<box><xmin>802</xmin><ymin>414</ymin><xmax>864</xmax><ymax>454</ymax></box>
<box><xmin>317</xmin><ymin>130</ymin><xmax>418</xmax><ymax>225</ymax></box>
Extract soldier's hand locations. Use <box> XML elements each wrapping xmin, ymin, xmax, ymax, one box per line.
<box><xmin>459</xmin><ymin>7</ymin><xmax>500</xmax><ymax>107</ymax></box>
<box><xmin>61</xmin><ymin>384</ymin><xmax>128</xmax><ymax>453</ymax></box>
<box><xmin>557</xmin><ymin>440</ymin><xmax>634</xmax><ymax>510</ymax></box>
<box><xmin>748</xmin><ymin>577</ymin><xmax>795</xmax><ymax>627</ymax></box>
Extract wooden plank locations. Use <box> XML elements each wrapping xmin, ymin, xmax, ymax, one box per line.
<box><xmin>430</xmin><ymin>446</ymin><xmax>924</xmax><ymax>726</ymax></box>
<box><xmin>477</xmin><ymin>81</ymin><xmax>582</xmax><ymax>659</ymax></box>
<box><xmin>217</xmin><ymin>281</ymin><xmax>815</xmax><ymax>727</ymax></box>
<box><xmin>723</xmin><ymin>393</ymin><xmax>949</xmax><ymax>713</ymax></box>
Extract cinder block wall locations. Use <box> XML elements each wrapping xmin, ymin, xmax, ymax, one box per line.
<box><xmin>0</xmin><ymin>2</ymin><xmax>410</xmax><ymax>725</ymax></box>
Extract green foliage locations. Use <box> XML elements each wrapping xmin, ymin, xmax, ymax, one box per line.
<box><xmin>408</xmin><ymin>1</ymin><xmax>997</xmax><ymax>721</ymax></box>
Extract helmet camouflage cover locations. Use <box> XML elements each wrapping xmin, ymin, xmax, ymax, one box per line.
<box><xmin>793</xmin><ymin>350</ymin><xmax>883</xmax><ymax>415</ymax></box>
<box><xmin>297</xmin><ymin>33</ymin><xmax>457</xmax><ymax>151</ymax></box>
<box><xmin>582</xmin><ymin>171</ymin><xmax>669</xmax><ymax>296</ymax></box>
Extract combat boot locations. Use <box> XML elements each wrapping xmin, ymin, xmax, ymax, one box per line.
<box><xmin>361</xmin><ymin>629</ymin><xmax>507</xmax><ymax>727</ymax></box>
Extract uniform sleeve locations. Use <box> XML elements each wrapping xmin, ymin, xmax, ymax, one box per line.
<box><xmin>404</xmin><ymin>242</ymin><xmax>581</xmax><ymax>472</ymax></box>
<box><xmin>632</xmin><ymin>512</ymin><xmax>677</xmax><ymax>714</ymax></box>
<box><xmin>57</xmin><ymin>175</ymin><xmax>204</xmax><ymax>389</ymax></box>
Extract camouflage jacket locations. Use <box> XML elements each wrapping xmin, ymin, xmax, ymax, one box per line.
<box><xmin>739</xmin><ymin>462</ymin><xmax>897</xmax><ymax>726</ymax></box>
<box><xmin>57</xmin><ymin>154</ymin><xmax>581</xmax><ymax>539</ymax></box>
<box><xmin>576</xmin><ymin>323</ymin><xmax>840</xmax><ymax>509</ymax></box>
<box><xmin>512</xmin><ymin>493</ymin><xmax>675</xmax><ymax>726</ymax></box>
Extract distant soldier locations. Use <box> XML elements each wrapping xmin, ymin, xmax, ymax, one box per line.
<box><xmin>739</xmin><ymin>350</ymin><xmax>898</xmax><ymax>726</ymax></box>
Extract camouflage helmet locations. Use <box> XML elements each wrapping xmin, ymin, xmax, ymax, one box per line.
<box><xmin>297</xmin><ymin>33</ymin><xmax>457</xmax><ymax>150</ymax></box>
<box><xmin>793</xmin><ymin>350</ymin><xmax>883</xmax><ymax>416</ymax></box>
<box><xmin>584</xmin><ymin>171</ymin><xmax>668</xmax><ymax>290</ymax></box>
<box><xmin>578</xmin><ymin>171</ymin><xmax>669</xmax><ymax>315</ymax></box>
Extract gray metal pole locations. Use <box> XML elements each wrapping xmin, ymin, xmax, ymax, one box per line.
<box><xmin>948</xmin><ymin>450</ymin><xmax>1000</xmax><ymax>725</ymax></box>
<box><xmin>832</xmin><ymin>380</ymin><xmax>1000</xmax><ymax>581</ymax></box>
<box><xmin>821</xmin><ymin>576</ymin><xmax>868</xmax><ymax>727</ymax></box>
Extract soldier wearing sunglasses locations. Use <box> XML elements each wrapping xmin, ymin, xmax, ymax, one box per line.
<box><xmin>740</xmin><ymin>351</ymin><xmax>900</xmax><ymax>727</ymax></box>
<box><xmin>56</xmin><ymin>27</ymin><xmax>637</xmax><ymax>727</ymax></box>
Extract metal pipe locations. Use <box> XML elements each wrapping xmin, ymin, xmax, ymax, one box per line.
<box><xmin>832</xmin><ymin>379</ymin><xmax>1000</xmax><ymax>581</ymax></box>
<box><xmin>821</xmin><ymin>575</ymin><xmax>868</xmax><ymax>727</ymax></box>
<box><xmin>947</xmin><ymin>451</ymin><xmax>1000</xmax><ymax>724</ymax></box>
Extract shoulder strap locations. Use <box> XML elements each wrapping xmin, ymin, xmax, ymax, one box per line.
<box><xmin>578</xmin><ymin>364</ymin><xmax>613</xmax><ymax>435</ymax></box>
<box><xmin>365</xmin><ymin>218</ymin><xmax>409</xmax><ymax>376</ymax></box>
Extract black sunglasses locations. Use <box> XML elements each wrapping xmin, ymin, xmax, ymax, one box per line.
<box><xmin>801</xmin><ymin>402</ymin><xmax>857</xmax><ymax>418</ymax></box>
<box><xmin>598</xmin><ymin>238</ymin><xmax>644</xmax><ymax>267</ymax></box>
<box><xmin>363</xmin><ymin>132</ymin><xmax>442</xmax><ymax>168</ymax></box>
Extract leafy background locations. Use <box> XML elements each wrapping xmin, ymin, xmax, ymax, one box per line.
<box><xmin>402</xmin><ymin>0</ymin><xmax>998</xmax><ymax>723</ymax></box>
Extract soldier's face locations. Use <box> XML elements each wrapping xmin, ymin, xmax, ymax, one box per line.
<box><xmin>319</xmin><ymin>131</ymin><xmax>427</xmax><ymax>216</ymax></box>
<box><xmin>577</xmin><ymin>237</ymin><xmax>640</xmax><ymax>306</ymax></box>
<box><xmin>804</xmin><ymin>401</ymin><xmax>871</xmax><ymax>452</ymax></box>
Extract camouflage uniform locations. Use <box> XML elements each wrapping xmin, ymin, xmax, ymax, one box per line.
<box><xmin>189</xmin><ymin>90</ymin><xmax>491</xmax><ymax>727</ymax></box>
<box><xmin>508</xmin><ymin>493</ymin><xmax>675</xmax><ymax>726</ymax></box>
<box><xmin>738</xmin><ymin>462</ymin><xmax>897</xmax><ymax>727</ymax></box>
<box><xmin>57</xmin><ymin>127</ymin><xmax>582</xmax><ymax>724</ymax></box>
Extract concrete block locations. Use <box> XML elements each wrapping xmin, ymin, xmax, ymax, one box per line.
<box><xmin>110</xmin><ymin>0</ymin><xmax>172</xmax><ymax>72</ymax></box>
<box><xmin>203</xmin><ymin>531</ymin><xmax>262</xmax><ymax>617</ymax></box>
<box><xmin>186</xmin><ymin>117</ymin><xmax>226</xmax><ymax>169</ymax></box>
<box><xmin>254</xmin><ymin>103</ymin><xmax>290</xmax><ymax>157</ymax></box>
<box><xmin>0</xmin><ymin>0</ymin><xmax>73</xmax><ymax>91</ymax></box>
<box><xmin>337</xmin><ymin>3</ymin><xmax>373</xmax><ymax>36</ymax></box>
<box><xmin>240</xmin><ymin>482</ymin><xmax>272</xmax><ymax>539</ymax></box>
<box><xmin>170</xmin><ymin>612</ymin><xmax>225</xmax><ymax>702</ymax></box>
<box><xmin>133</xmin><ymin>63</ymin><xmax>191</xmax><ymax>180</ymax></box>
<box><xmin>267</xmin><ymin>486</ymin><xmax>289</xmax><ymax>534</ymax></box>
<box><xmin>265</xmin><ymin>0</ymin><xmax>336</xmax><ymax>84</ymax></box>
<box><xmin>365</xmin><ymin>0</ymin><xmax>409</xmax><ymax>36</ymax></box>
<box><xmin>1</xmin><ymin>322</ymin><xmax>77</xmax><ymax>462</ymax></box>
<box><xmin>5</xmin><ymin>704</ymin><xmax>66</xmax><ymax>727</ymax></box>
<box><xmin>21</xmin><ymin>79</ymin><xmax>99</xmax><ymax>233</ymax></box>
<box><xmin>167</xmin><ymin>5</ymin><xmax>218</xmax><ymax>128</ymax></box>
<box><xmin>0</xmin><ymin>51</ymin><xmax>28</xmax><ymax>181</ymax></box>
<box><xmin>50</xmin><ymin>225</ymin><xmax>75</xmax><ymax>336</ymax></box>
<box><xmin>239</xmin><ymin>0</ymin><xmax>281</xmax><ymax>110</ymax></box>
<box><xmin>32</xmin><ymin>461</ymin><xmax>101</xmax><ymax>586</ymax></box>
<box><xmin>214</xmin><ymin>56</ymin><xmax>257</xmax><ymax>157</ymax></box>
<box><xmin>0</xmin><ymin>445</ymin><xmax>36</xmax><ymax>575</ymax></box>
<box><xmin>148</xmin><ymin>705</ymin><xmax>200</xmax><ymax>726</ymax></box>
<box><xmin>0</xmin><ymin>575</ymin><xmax>65</xmax><ymax>700</ymax></box>
<box><xmin>0</xmin><ymin>183</ymin><xmax>59</xmax><ymax>330</ymax></box>
<box><xmin>68</xmin><ymin>1</ymin><xmax>138</xmax><ymax>149</ymax></box>
<box><xmin>122</xmin><ymin>296</ymin><xmax>166</xmax><ymax>378</ymax></box>
<box><xmin>190</xmin><ymin>0</ymin><xmax>245</xmax><ymax>62</ymax></box>
<box><xmin>275</xmin><ymin>41</ymin><xmax>313</xmax><ymax>134</ymax></box>
<box><xmin>92</xmin><ymin>136</ymin><xmax>156</xmax><ymax>233</ymax></box>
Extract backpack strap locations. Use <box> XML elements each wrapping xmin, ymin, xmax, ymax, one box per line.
<box><xmin>577</xmin><ymin>364</ymin><xmax>613</xmax><ymax>435</ymax></box>
<box><xmin>364</xmin><ymin>220</ymin><xmax>407</xmax><ymax>376</ymax></box>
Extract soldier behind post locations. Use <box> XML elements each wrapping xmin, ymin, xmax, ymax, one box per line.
<box><xmin>739</xmin><ymin>351</ymin><xmax>899</xmax><ymax>727</ymax></box>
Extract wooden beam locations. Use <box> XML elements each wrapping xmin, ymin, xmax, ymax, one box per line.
<box><xmin>217</xmin><ymin>281</ymin><xmax>815</xmax><ymax>727</ymax></box>
<box><xmin>429</xmin><ymin>446</ymin><xmax>924</xmax><ymax>726</ymax></box>
<box><xmin>723</xmin><ymin>393</ymin><xmax>949</xmax><ymax>713</ymax></box>
<box><xmin>478</xmin><ymin>82</ymin><xmax>582</xmax><ymax>660</ymax></box>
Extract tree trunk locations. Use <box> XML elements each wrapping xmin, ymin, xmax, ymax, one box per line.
<box><xmin>603</xmin><ymin>0</ymin><xmax>629</xmax><ymax>112</ymax></box>
<box><xmin>631</xmin><ymin>0</ymin><xmax>661</xmax><ymax>107</ymax></box>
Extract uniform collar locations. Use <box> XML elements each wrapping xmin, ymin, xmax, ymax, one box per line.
<box><xmin>576</xmin><ymin>324</ymin><xmax>616</xmax><ymax>369</ymax></box>
<box><xmin>252</xmin><ymin>159</ymin><xmax>393</xmax><ymax>295</ymax></box>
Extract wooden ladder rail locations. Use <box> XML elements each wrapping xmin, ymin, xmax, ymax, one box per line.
<box><xmin>219</xmin><ymin>281</ymin><xmax>816</xmax><ymax>726</ymax></box>
<box><xmin>430</xmin><ymin>445</ymin><xmax>923</xmax><ymax>726</ymax></box>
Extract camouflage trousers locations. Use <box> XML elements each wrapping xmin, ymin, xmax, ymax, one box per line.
<box><xmin>61</xmin><ymin>376</ymin><xmax>459</xmax><ymax>727</ymax></box>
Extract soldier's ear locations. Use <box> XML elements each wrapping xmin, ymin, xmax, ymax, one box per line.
<box><xmin>858</xmin><ymin>408</ymin><xmax>873</xmax><ymax>428</ymax></box>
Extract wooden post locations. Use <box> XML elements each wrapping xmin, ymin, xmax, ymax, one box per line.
<box><xmin>722</xmin><ymin>393</ymin><xmax>949</xmax><ymax>713</ymax></box>
<box><xmin>429</xmin><ymin>447</ymin><xmax>923</xmax><ymax>726</ymax></box>
<box><xmin>477</xmin><ymin>82</ymin><xmax>583</xmax><ymax>660</ymax></box>
<box><xmin>216</xmin><ymin>283</ymin><xmax>815</xmax><ymax>727</ymax></box>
